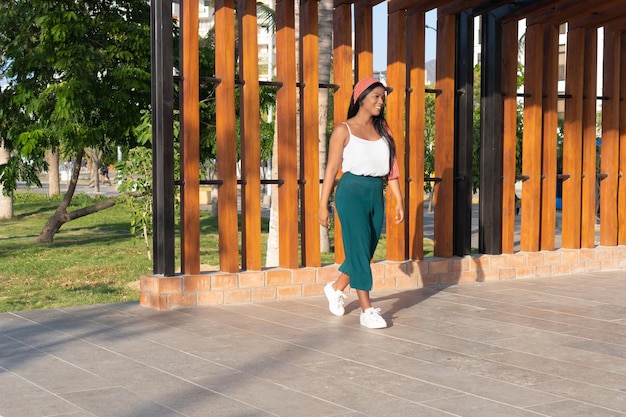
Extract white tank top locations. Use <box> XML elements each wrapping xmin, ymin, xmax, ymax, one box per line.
<box><xmin>341</xmin><ymin>122</ymin><xmax>390</xmax><ymax>177</ymax></box>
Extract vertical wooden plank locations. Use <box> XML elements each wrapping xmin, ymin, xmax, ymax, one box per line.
<box><xmin>619</xmin><ymin>32</ymin><xmax>626</xmax><ymax>245</ymax></box>
<box><xmin>562</xmin><ymin>27</ymin><xmax>585</xmax><ymax>249</ymax></box>
<box><xmin>238</xmin><ymin>0</ymin><xmax>262</xmax><ymax>270</ymax></box>
<box><xmin>540</xmin><ymin>24</ymin><xmax>558</xmax><ymax>251</ymax></box>
<box><xmin>501</xmin><ymin>20</ymin><xmax>518</xmax><ymax>254</ymax></box>
<box><xmin>276</xmin><ymin>0</ymin><xmax>299</xmax><ymax>268</ymax></box>
<box><xmin>300</xmin><ymin>0</ymin><xmax>320</xmax><ymax>266</ymax></box>
<box><xmin>407</xmin><ymin>9</ymin><xmax>425</xmax><ymax>260</ymax></box>
<box><xmin>520</xmin><ymin>23</ymin><xmax>544</xmax><ymax>252</ymax></box>
<box><xmin>354</xmin><ymin>2</ymin><xmax>373</xmax><ymax>79</ymax></box>
<box><xmin>581</xmin><ymin>28</ymin><xmax>598</xmax><ymax>248</ymax></box>
<box><xmin>215</xmin><ymin>0</ymin><xmax>240</xmax><ymax>272</ymax></box>
<box><xmin>433</xmin><ymin>11</ymin><xmax>455</xmax><ymax>258</ymax></box>
<box><xmin>332</xmin><ymin>3</ymin><xmax>353</xmax><ymax>263</ymax></box>
<box><xmin>600</xmin><ymin>27</ymin><xmax>620</xmax><ymax>246</ymax></box>
<box><xmin>180</xmin><ymin>0</ymin><xmax>200</xmax><ymax>274</ymax></box>
<box><xmin>385</xmin><ymin>9</ymin><xmax>407</xmax><ymax>262</ymax></box>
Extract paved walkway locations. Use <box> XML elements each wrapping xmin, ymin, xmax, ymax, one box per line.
<box><xmin>2</xmin><ymin>270</ymin><xmax>626</xmax><ymax>417</ymax></box>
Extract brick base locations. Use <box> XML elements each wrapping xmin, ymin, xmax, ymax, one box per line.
<box><xmin>140</xmin><ymin>246</ymin><xmax>626</xmax><ymax>310</ymax></box>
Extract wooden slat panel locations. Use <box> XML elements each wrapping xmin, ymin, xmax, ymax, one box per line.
<box><xmin>385</xmin><ymin>9</ymin><xmax>407</xmax><ymax>261</ymax></box>
<box><xmin>215</xmin><ymin>0</ymin><xmax>240</xmax><ymax>272</ymax></box>
<box><xmin>501</xmin><ymin>20</ymin><xmax>518</xmax><ymax>254</ymax></box>
<box><xmin>600</xmin><ymin>28</ymin><xmax>620</xmax><ymax>246</ymax></box>
<box><xmin>540</xmin><ymin>24</ymin><xmax>559</xmax><ymax>251</ymax></box>
<box><xmin>276</xmin><ymin>0</ymin><xmax>299</xmax><ymax>268</ymax></box>
<box><xmin>180</xmin><ymin>0</ymin><xmax>200</xmax><ymax>274</ymax></box>
<box><xmin>619</xmin><ymin>32</ymin><xmax>626</xmax><ymax>245</ymax></box>
<box><xmin>561</xmin><ymin>27</ymin><xmax>585</xmax><ymax>249</ymax></box>
<box><xmin>354</xmin><ymin>2</ymin><xmax>373</xmax><ymax>79</ymax></box>
<box><xmin>407</xmin><ymin>9</ymin><xmax>426</xmax><ymax>260</ymax></box>
<box><xmin>520</xmin><ymin>23</ymin><xmax>544</xmax><ymax>252</ymax></box>
<box><xmin>331</xmin><ymin>3</ymin><xmax>354</xmax><ymax>263</ymax></box>
<box><xmin>580</xmin><ymin>28</ymin><xmax>598</xmax><ymax>248</ymax></box>
<box><xmin>238</xmin><ymin>0</ymin><xmax>262</xmax><ymax>270</ymax></box>
<box><xmin>433</xmin><ymin>11</ymin><xmax>455</xmax><ymax>258</ymax></box>
<box><xmin>300</xmin><ymin>0</ymin><xmax>321</xmax><ymax>266</ymax></box>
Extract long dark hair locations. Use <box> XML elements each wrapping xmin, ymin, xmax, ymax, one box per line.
<box><xmin>347</xmin><ymin>82</ymin><xmax>397</xmax><ymax>175</ymax></box>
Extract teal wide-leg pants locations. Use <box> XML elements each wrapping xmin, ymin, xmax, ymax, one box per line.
<box><xmin>335</xmin><ymin>172</ymin><xmax>385</xmax><ymax>291</ymax></box>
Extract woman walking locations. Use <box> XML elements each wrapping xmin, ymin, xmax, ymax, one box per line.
<box><xmin>318</xmin><ymin>77</ymin><xmax>404</xmax><ymax>329</ymax></box>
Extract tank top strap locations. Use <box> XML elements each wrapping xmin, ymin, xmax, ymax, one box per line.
<box><xmin>342</xmin><ymin>121</ymin><xmax>353</xmax><ymax>137</ymax></box>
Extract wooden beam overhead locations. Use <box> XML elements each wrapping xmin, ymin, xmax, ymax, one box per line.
<box><xmin>527</xmin><ymin>0</ymin><xmax>626</xmax><ymax>26</ymax></box>
<box><xmin>388</xmin><ymin>0</ymin><xmax>443</xmax><ymax>14</ymax></box>
<box><xmin>334</xmin><ymin>0</ymin><xmax>384</xmax><ymax>9</ymax></box>
<box><xmin>503</xmin><ymin>0</ymin><xmax>577</xmax><ymax>23</ymax></box>
<box><xmin>570</xmin><ymin>5</ymin><xmax>626</xmax><ymax>30</ymax></box>
<box><xmin>437</xmin><ymin>0</ymin><xmax>511</xmax><ymax>16</ymax></box>
<box><xmin>337</xmin><ymin>0</ymin><xmax>626</xmax><ymax>26</ymax></box>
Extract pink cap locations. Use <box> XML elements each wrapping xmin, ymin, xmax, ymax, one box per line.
<box><xmin>353</xmin><ymin>77</ymin><xmax>386</xmax><ymax>103</ymax></box>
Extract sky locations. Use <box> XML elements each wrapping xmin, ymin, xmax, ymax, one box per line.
<box><xmin>372</xmin><ymin>4</ymin><xmax>437</xmax><ymax>71</ymax></box>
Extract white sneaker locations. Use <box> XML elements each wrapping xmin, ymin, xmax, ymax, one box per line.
<box><xmin>324</xmin><ymin>282</ymin><xmax>347</xmax><ymax>316</ymax></box>
<box><xmin>360</xmin><ymin>307</ymin><xmax>387</xmax><ymax>329</ymax></box>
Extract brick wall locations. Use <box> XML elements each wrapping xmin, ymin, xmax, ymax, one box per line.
<box><xmin>140</xmin><ymin>245</ymin><xmax>626</xmax><ymax>310</ymax></box>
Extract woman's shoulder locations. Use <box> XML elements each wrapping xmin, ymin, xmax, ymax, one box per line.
<box><xmin>331</xmin><ymin>121</ymin><xmax>350</xmax><ymax>145</ymax></box>
<box><xmin>333</xmin><ymin>121</ymin><xmax>349</xmax><ymax>130</ymax></box>
<box><xmin>332</xmin><ymin>121</ymin><xmax>351</xmax><ymax>137</ymax></box>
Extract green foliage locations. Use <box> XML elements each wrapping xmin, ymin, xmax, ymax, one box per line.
<box><xmin>115</xmin><ymin>111</ymin><xmax>180</xmax><ymax>247</ymax></box>
<box><xmin>260</xmin><ymin>121</ymin><xmax>275</xmax><ymax>161</ymax></box>
<box><xmin>0</xmin><ymin>0</ymin><xmax>152</xmax><ymax>192</ymax></box>
<box><xmin>115</xmin><ymin>146</ymin><xmax>153</xmax><ymax>237</ymax></box>
<box><xmin>424</xmin><ymin>85</ymin><xmax>436</xmax><ymax>193</ymax></box>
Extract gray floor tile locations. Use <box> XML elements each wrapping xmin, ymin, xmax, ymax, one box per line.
<box><xmin>532</xmin><ymin>378</ymin><xmax>626</xmax><ymax>413</ymax></box>
<box><xmin>0</xmin><ymin>370</ymin><xmax>81</xmax><ymax>417</ymax></box>
<box><xmin>59</xmin><ymin>387</ymin><xmax>185</xmax><ymax>417</ymax></box>
<box><xmin>528</xmin><ymin>399</ymin><xmax>626</xmax><ymax>417</ymax></box>
<box><xmin>423</xmin><ymin>394</ymin><xmax>549</xmax><ymax>417</ymax></box>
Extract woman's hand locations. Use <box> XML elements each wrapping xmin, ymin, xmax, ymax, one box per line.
<box><xmin>394</xmin><ymin>201</ymin><xmax>404</xmax><ymax>224</ymax></box>
<box><xmin>388</xmin><ymin>178</ymin><xmax>404</xmax><ymax>224</ymax></box>
<box><xmin>318</xmin><ymin>205</ymin><xmax>330</xmax><ymax>228</ymax></box>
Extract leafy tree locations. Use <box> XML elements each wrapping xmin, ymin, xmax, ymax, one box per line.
<box><xmin>115</xmin><ymin>110</ymin><xmax>175</xmax><ymax>260</ymax></box>
<box><xmin>0</xmin><ymin>0</ymin><xmax>152</xmax><ymax>242</ymax></box>
<box><xmin>424</xmin><ymin>84</ymin><xmax>436</xmax><ymax>194</ymax></box>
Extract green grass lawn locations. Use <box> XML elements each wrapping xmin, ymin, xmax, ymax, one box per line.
<box><xmin>0</xmin><ymin>192</ymin><xmax>432</xmax><ymax>313</ymax></box>
<box><xmin>0</xmin><ymin>193</ymin><xmax>153</xmax><ymax>312</ymax></box>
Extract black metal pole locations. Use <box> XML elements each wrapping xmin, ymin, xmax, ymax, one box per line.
<box><xmin>479</xmin><ymin>10</ymin><xmax>504</xmax><ymax>254</ymax></box>
<box><xmin>150</xmin><ymin>0</ymin><xmax>176</xmax><ymax>276</ymax></box>
<box><xmin>453</xmin><ymin>11</ymin><xmax>475</xmax><ymax>256</ymax></box>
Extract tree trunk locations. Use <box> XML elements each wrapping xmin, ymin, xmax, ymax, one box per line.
<box><xmin>265</xmin><ymin>0</ymin><xmax>302</xmax><ymax>266</ymax></box>
<box><xmin>318</xmin><ymin>0</ymin><xmax>333</xmax><ymax>253</ymax></box>
<box><xmin>0</xmin><ymin>140</ymin><xmax>13</xmax><ymax>219</ymax></box>
<box><xmin>265</xmin><ymin>131</ymin><xmax>279</xmax><ymax>267</ymax></box>
<box><xmin>37</xmin><ymin>149</ymin><xmax>117</xmax><ymax>243</ymax></box>
<box><xmin>47</xmin><ymin>148</ymin><xmax>61</xmax><ymax>196</ymax></box>
<box><xmin>86</xmin><ymin>148</ymin><xmax>102</xmax><ymax>193</ymax></box>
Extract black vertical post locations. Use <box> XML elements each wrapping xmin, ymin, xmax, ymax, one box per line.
<box><xmin>453</xmin><ymin>11</ymin><xmax>475</xmax><ymax>256</ymax></box>
<box><xmin>150</xmin><ymin>0</ymin><xmax>176</xmax><ymax>276</ymax></box>
<box><xmin>479</xmin><ymin>10</ymin><xmax>504</xmax><ymax>254</ymax></box>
